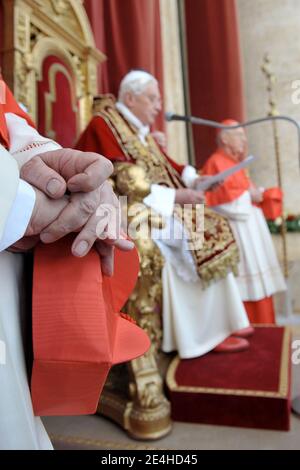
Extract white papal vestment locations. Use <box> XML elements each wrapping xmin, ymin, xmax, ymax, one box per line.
<box><xmin>213</xmin><ymin>191</ymin><xmax>286</xmax><ymax>301</ymax></box>
<box><xmin>0</xmin><ymin>114</ymin><xmax>60</xmax><ymax>449</ymax></box>
<box><xmin>144</xmin><ymin>187</ymin><xmax>250</xmax><ymax>359</ymax></box>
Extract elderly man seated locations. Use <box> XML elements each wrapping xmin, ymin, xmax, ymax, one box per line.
<box><xmin>76</xmin><ymin>70</ymin><xmax>255</xmax><ymax>359</ymax></box>
<box><xmin>203</xmin><ymin>120</ymin><xmax>286</xmax><ymax>323</ymax></box>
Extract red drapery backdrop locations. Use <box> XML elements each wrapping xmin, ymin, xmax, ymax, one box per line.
<box><xmin>84</xmin><ymin>0</ymin><xmax>164</xmax><ymax>130</ymax></box>
<box><xmin>0</xmin><ymin>1</ymin><xmax>3</xmax><ymax>71</ymax></box>
<box><xmin>184</xmin><ymin>0</ymin><xmax>245</xmax><ymax>167</ymax></box>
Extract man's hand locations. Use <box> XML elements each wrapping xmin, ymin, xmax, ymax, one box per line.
<box><xmin>175</xmin><ymin>188</ymin><xmax>205</xmax><ymax>205</ymax></box>
<box><xmin>151</xmin><ymin>131</ymin><xmax>167</xmax><ymax>150</ymax></box>
<box><xmin>26</xmin><ymin>190</ymin><xmax>69</xmax><ymax>237</ymax></box>
<box><xmin>193</xmin><ymin>176</ymin><xmax>222</xmax><ymax>192</ymax></box>
<box><xmin>250</xmin><ymin>186</ymin><xmax>264</xmax><ymax>203</ymax></box>
<box><xmin>8</xmin><ymin>188</ymin><xmax>68</xmax><ymax>253</ymax></box>
<box><xmin>20</xmin><ymin>148</ymin><xmax>113</xmax><ymax>198</ymax></box>
<box><xmin>8</xmin><ymin>236</ymin><xmax>40</xmax><ymax>253</ymax></box>
<box><xmin>19</xmin><ymin>149</ymin><xmax>133</xmax><ymax>274</ymax></box>
<box><xmin>39</xmin><ymin>181</ymin><xmax>134</xmax><ymax>276</ymax></box>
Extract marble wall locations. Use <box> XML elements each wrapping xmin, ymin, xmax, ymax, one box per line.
<box><xmin>237</xmin><ymin>0</ymin><xmax>300</xmax><ymax>214</ymax></box>
<box><xmin>159</xmin><ymin>0</ymin><xmax>189</xmax><ymax>165</ymax></box>
<box><xmin>161</xmin><ymin>0</ymin><xmax>247</xmax><ymax>168</ymax></box>
<box><xmin>237</xmin><ymin>0</ymin><xmax>300</xmax><ymax>313</ymax></box>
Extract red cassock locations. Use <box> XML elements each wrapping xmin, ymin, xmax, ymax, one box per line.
<box><xmin>0</xmin><ymin>81</ymin><xmax>150</xmax><ymax>415</ymax></box>
<box><xmin>0</xmin><ymin>80</ymin><xmax>36</xmax><ymax>147</ymax></box>
<box><xmin>76</xmin><ymin>114</ymin><xmax>185</xmax><ymax>174</ymax></box>
<box><xmin>203</xmin><ymin>148</ymin><xmax>276</xmax><ymax>324</ymax></box>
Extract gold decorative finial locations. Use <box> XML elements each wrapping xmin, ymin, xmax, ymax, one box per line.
<box><xmin>261</xmin><ymin>53</ymin><xmax>279</xmax><ymax>117</ymax></box>
<box><xmin>261</xmin><ymin>54</ymin><xmax>288</xmax><ymax>278</ymax></box>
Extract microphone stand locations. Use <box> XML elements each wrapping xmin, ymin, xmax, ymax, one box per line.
<box><xmin>166</xmin><ymin>113</ymin><xmax>300</xmax><ymax>169</ymax></box>
<box><xmin>293</xmin><ymin>396</ymin><xmax>300</xmax><ymax>416</ymax></box>
<box><xmin>167</xmin><ymin>109</ymin><xmax>300</xmax><ymax>413</ymax></box>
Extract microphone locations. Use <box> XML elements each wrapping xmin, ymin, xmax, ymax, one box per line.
<box><xmin>165</xmin><ymin>112</ymin><xmax>300</xmax><ymax>168</ymax></box>
<box><xmin>165</xmin><ymin>112</ymin><xmax>189</xmax><ymax>122</ymax></box>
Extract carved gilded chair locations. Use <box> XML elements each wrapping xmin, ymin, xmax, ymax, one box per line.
<box><xmin>1</xmin><ymin>0</ymin><xmax>104</xmax><ymax>142</ymax></box>
<box><xmin>98</xmin><ymin>163</ymin><xmax>172</xmax><ymax>440</ymax></box>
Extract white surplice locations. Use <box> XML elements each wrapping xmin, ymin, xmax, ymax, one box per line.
<box><xmin>0</xmin><ymin>114</ymin><xmax>60</xmax><ymax>450</ymax></box>
<box><xmin>0</xmin><ymin>252</ymin><xmax>52</xmax><ymax>450</ymax></box>
<box><xmin>212</xmin><ymin>190</ymin><xmax>286</xmax><ymax>301</ymax></box>
<box><xmin>144</xmin><ymin>186</ymin><xmax>250</xmax><ymax>359</ymax></box>
<box><xmin>115</xmin><ymin>103</ymin><xmax>250</xmax><ymax>359</ymax></box>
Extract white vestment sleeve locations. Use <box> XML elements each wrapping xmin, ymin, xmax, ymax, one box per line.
<box><xmin>181</xmin><ymin>165</ymin><xmax>198</xmax><ymax>188</ymax></box>
<box><xmin>5</xmin><ymin>113</ymin><xmax>61</xmax><ymax>168</ymax></box>
<box><xmin>213</xmin><ymin>191</ymin><xmax>251</xmax><ymax>221</ymax></box>
<box><xmin>0</xmin><ymin>179</ymin><xmax>36</xmax><ymax>252</ymax></box>
<box><xmin>143</xmin><ymin>184</ymin><xmax>176</xmax><ymax>217</ymax></box>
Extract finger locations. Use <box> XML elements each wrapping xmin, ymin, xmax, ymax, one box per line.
<box><xmin>40</xmin><ymin>190</ymin><xmax>100</xmax><ymax>243</ymax></box>
<box><xmin>94</xmin><ymin>202</ymin><xmax>134</xmax><ymax>251</ymax></box>
<box><xmin>71</xmin><ymin>212</ymin><xmax>134</xmax><ymax>257</ymax></box>
<box><xmin>8</xmin><ymin>235</ymin><xmax>40</xmax><ymax>253</ymax></box>
<box><xmin>113</xmin><ymin>239</ymin><xmax>135</xmax><ymax>251</ymax></box>
<box><xmin>65</xmin><ymin>151</ymin><xmax>113</xmax><ymax>192</ymax></box>
<box><xmin>20</xmin><ymin>156</ymin><xmax>66</xmax><ymax>199</ymax></box>
<box><xmin>33</xmin><ymin>149</ymin><xmax>113</xmax><ymax>193</ymax></box>
<box><xmin>95</xmin><ymin>242</ymin><xmax>115</xmax><ymax>277</ymax></box>
<box><xmin>99</xmin><ymin>235</ymin><xmax>135</xmax><ymax>251</ymax></box>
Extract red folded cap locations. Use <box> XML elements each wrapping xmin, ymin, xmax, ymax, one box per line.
<box><xmin>263</xmin><ymin>187</ymin><xmax>283</xmax><ymax>201</ymax></box>
<box><xmin>217</xmin><ymin>119</ymin><xmax>239</xmax><ymax>135</ymax></box>
<box><xmin>0</xmin><ymin>81</ymin><xmax>9</xmax><ymax>147</ymax></box>
<box><xmin>259</xmin><ymin>187</ymin><xmax>283</xmax><ymax>220</ymax></box>
<box><xmin>31</xmin><ymin>235</ymin><xmax>150</xmax><ymax>416</ymax></box>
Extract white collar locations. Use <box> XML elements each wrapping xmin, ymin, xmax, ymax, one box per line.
<box><xmin>116</xmin><ymin>102</ymin><xmax>150</xmax><ymax>145</ymax></box>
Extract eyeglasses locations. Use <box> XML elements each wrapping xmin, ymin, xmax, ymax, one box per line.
<box><xmin>142</xmin><ymin>93</ymin><xmax>162</xmax><ymax>106</ymax></box>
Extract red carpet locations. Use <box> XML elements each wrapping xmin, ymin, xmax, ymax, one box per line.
<box><xmin>166</xmin><ymin>326</ymin><xmax>291</xmax><ymax>430</ymax></box>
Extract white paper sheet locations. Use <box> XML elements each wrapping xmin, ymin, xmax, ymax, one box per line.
<box><xmin>197</xmin><ymin>155</ymin><xmax>255</xmax><ymax>191</ymax></box>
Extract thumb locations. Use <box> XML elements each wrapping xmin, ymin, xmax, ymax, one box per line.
<box><xmin>20</xmin><ymin>155</ymin><xmax>66</xmax><ymax>199</ymax></box>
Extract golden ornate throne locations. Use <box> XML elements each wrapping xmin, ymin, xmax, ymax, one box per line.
<box><xmin>1</xmin><ymin>0</ymin><xmax>172</xmax><ymax>440</ymax></box>
<box><xmin>98</xmin><ymin>161</ymin><xmax>172</xmax><ymax>440</ymax></box>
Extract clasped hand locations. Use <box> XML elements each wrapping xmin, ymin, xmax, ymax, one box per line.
<box><xmin>10</xmin><ymin>149</ymin><xmax>134</xmax><ymax>276</ymax></box>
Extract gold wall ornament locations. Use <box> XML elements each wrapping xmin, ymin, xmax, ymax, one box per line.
<box><xmin>1</xmin><ymin>0</ymin><xmax>105</xmax><ymax>133</ymax></box>
<box><xmin>261</xmin><ymin>53</ymin><xmax>288</xmax><ymax>278</ymax></box>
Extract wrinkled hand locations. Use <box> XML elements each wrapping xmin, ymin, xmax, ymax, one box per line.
<box><xmin>250</xmin><ymin>187</ymin><xmax>264</xmax><ymax>203</ymax></box>
<box><xmin>40</xmin><ymin>181</ymin><xmax>134</xmax><ymax>276</ymax></box>
<box><xmin>8</xmin><ymin>235</ymin><xmax>40</xmax><ymax>253</ymax></box>
<box><xmin>19</xmin><ymin>149</ymin><xmax>134</xmax><ymax>274</ymax></box>
<box><xmin>9</xmin><ymin>188</ymin><xmax>69</xmax><ymax>253</ymax></box>
<box><xmin>151</xmin><ymin>131</ymin><xmax>167</xmax><ymax>150</ymax></box>
<box><xmin>20</xmin><ymin>148</ymin><xmax>114</xmax><ymax>198</ymax></box>
<box><xmin>175</xmin><ymin>188</ymin><xmax>205</xmax><ymax>205</ymax></box>
<box><xmin>193</xmin><ymin>176</ymin><xmax>222</xmax><ymax>192</ymax></box>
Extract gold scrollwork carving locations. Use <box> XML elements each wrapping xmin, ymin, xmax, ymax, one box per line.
<box><xmin>100</xmin><ymin>162</ymin><xmax>172</xmax><ymax>440</ymax></box>
<box><xmin>3</xmin><ymin>0</ymin><xmax>104</xmax><ymax>130</ymax></box>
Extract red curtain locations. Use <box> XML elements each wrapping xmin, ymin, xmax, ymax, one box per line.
<box><xmin>0</xmin><ymin>1</ymin><xmax>4</xmax><ymax>70</ymax></box>
<box><xmin>84</xmin><ymin>0</ymin><xmax>164</xmax><ymax>130</ymax></box>
<box><xmin>184</xmin><ymin>0</ymin><xmax>245</xmax><ymax>167</ymax></box>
